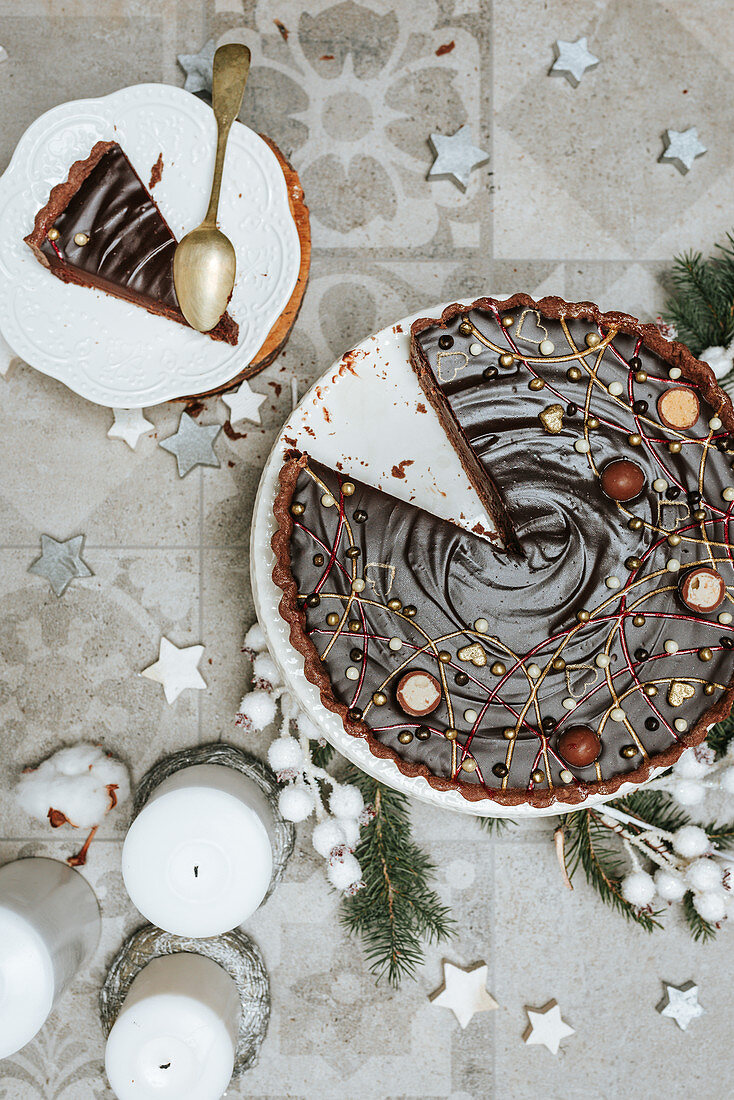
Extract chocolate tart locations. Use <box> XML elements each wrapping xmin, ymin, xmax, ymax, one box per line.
<box><xmin>24</xmin><ymin>141</ymin><xmax>238</xmax><ymax>345</ymax></box>
<box><xmin>272</xmin><ymin>295</ymin><xmax>734</xmax><ymax>807</ymax></box>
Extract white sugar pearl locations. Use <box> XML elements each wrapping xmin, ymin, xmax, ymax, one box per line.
<box><xmin>723</xmin><ymin>487</ymin><xmax>734</xmax><ymax>502</ymax></box>
<box><xmin>562</xmin><ymin>698</ymin><xmax>577</xmax><ymax>710</ymax></box>
<box><xmin>666</xmin><ymin>558</ymin><xmax>681</xmax><ymax>572</ymax></box>
<box><xmin>669</xmin><ymin>367</ymin><xmax>682</xmax><ymax>380</ymax></box>
<box><xmin>665</xmin><ymin>640</ymin><xmax>679</xmax><ymax>654</ymax></box>
<box><xmin>652</xmin><ymin>478</ymin><xmax>668</xmax><ymax>492</ymax></box>
<box><xmin>539</xmin><ymin>339</ymin><xmax>555</xmax><ymax>355</ymax></box>
<box><xmin>469</xmin><ymin>343</ymin><xmax>482</xmax><ymax>356</ymax></box>
<box><xmin>388</xmin><ymin>637</ymin><xmax>402</xmax><ymax>651</ymax></box>
<box><xmin>610</xmin><ymin>707</ymin><xmax>626</xmax><ymax>722</ymax></box>
<box><xmin>559</xmin><ymin>769</ymin><xmax>574</xmax><ymax>783</ymax></box>
<box><xmin>345</xmin><ymin>666</ymin><xmax>359</xmax><ymax>680</ymax></box>
<box><xmin>574</xmin><ymin>439</ymin><xmax>590</xmax><ymax>454</ymax></box>
<box><xmin>527</xmin><ymin>663</ymin><xmax>541</xmax><ymax>678</ymax></box>
<box><xmin>606</xmin><ymin>576</ymin><xmax>621</xmax><ymax>589</ymax></box>
<box><xmin>674</xmin><ymin>718</ymin><xmax>688</xmax><ymax>732</ymax></box>
<box><xmin>351</xmin><ymin>578</ymin><xmax>365</xmax><ymax>593</ymax></box>
<box><xmin>464</xmin><ymin>709</ymin><xmax>478</xmax><ymax>724</ymax></box>
<box><xmin>474</xmin><ymin>617</ymin><xmax>489</xmax><ymax>633</ymax></box>
<box><xmin>608</xmin><ymin>381</ymin><xmax>624</xmax><ymax>396</ymax></box>
<box><xmin>596</xmin><ymin>654</ymin><xmax>611</xmax><ymax>668</ymax></box>
<box><xmin>321</xmin><ymin>493</ymin><xmax>336</xmax><ymax>507</ymax></box>
<box><xmin>719</xmin><ymin>612</ymin><xmax>733</xmax><ymax>625</ymax></box>
<box><xmin>709</xmin><ymin>416</ymin><xmax>723</xmax><ymax>430</ymax></box>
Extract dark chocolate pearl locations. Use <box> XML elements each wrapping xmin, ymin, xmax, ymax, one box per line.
<box><xmin>350</xmin><ymin>648</ymin><xmax>363</xmax><ymax>662</ymax></box>
<box><xmin>353</xmin><ymin>509</ymin><xmax>367</xmax><ymax>523</ymax></box>
<box><xmin>416</xmin><ymin>726</ymin><xmax>431</xmax><ymax>741</ymax></box>
<box><xmin>541</xmin><ymin>715</ymin><xmax>556</xmax><ymax>732</ymax></box>
<box><xmin>721</xmin><ymin>637</ymin><xmax>734</xmax><ymax>650</ymax></box>
<box><xmin>557</xmin><ymin>725</ymin><xmax>601</xmax><ymax>767</ymax></box>
<box><xmin>345</xmin><ymin>546</ymin><xmax>360</xmax><ymax>559</ymax></box>
<box><xmin>632</xmin><ymin>399</ymin><xmax>648</xmax><ymax>415</ymax></box>
<box><xmin>688</xmin><ymin>491</ymin><xmax>702</xmax><ymax>505</ymax></box>
<box><xmin>482</xmin><ymin>366</ymin><xmax>499</xmax><ymax>381</ymax></box>
<box><xmin>313</xmin><ymin>553</ymin><xmax>325</xmax><ymax>566</ymax></box>
<box><xmin>305</xmin><ymin>593</ymin><xmax>321</xmax><ymax>607</ymax></box>
<box><xmin>634</xmin><ymin>647</ymin><xmax>649</xmax><ymax>661</ymax></box>
<box><xmin>492</xmin><ymin>762</ymin><xmax>509</xmax><ymax>778</ymax></box>
<box><xmin>347</xmin><ymin>707</ymin><xmax>363</xmax><ymax>722</ymax></box>
<box><xmin>438</xmin><ymin>334</ymin><xmax>454</xmax><ymax>349</ymax></box>
<box><xmin>629</xmin><ymin>356</ymin><xmax>643</xmax><ymax>370</ymax></box>
<box><xmin>644</xmin><ymin>717</ymin><xmax>659</xmax><ymax>731</ymax></box>
<box><xmin>665</xmin><ymin>486</ymin><xmax>681</xmax><ymax>500</ymax></box>
<box><xmin>454</xmin><ymin>671</ymin><xmax>469</xmax><ymax>686</ymax></box>
<box><xmin>566</xmin><ymin>402</ymin><xmax>578</xmax><ymax>416</ymax></box>
<box><xmin>716</xmin><ymin>439</ymin><xmax>729</xmax><ymax>452</ymax></box>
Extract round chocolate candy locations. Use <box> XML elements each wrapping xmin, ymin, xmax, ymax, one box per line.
<box><xmin>679</xmin><ymin>566</ymin><xmax>726</xmax><ymax>614</ymax></box>
<box><xmin>557</xmin><ymin>725</ymin><xmax>601</xmax><ymax>767</ymax></box>
<box><xmin>600</xmin><ymin>459</ymin><xmax>646</xmax><ymax>502</ymax></box>
<box><xmin>657</xmin><ymin>387</ymin><xmax>700</xmax><ymax>430</ymax></box>
<box><xmin>395</xmin><ymin>669</ymin><xmax>441</xmax><ymax>717</ymax></box>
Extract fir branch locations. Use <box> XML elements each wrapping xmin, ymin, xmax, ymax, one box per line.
<box><xmin>664</xmin><ymin>233</ymin><xmax>734</xmax><ymax>355</ymax></box>
<box><xmin>681</xmin><ymin>890</ymin><xmax>718</xmax><ymax>943</ymax></box>
<box><xmin>340</xmin><ymin>765</ymin><xmax>454</xmax><ymax>986</ymax></box>
<box><xmin>702</xmin><ymin>820</ymin><xmax>734</xmax><ymax>850</ymax></box>
<box><xmin>309</xmin><ymin>739</ymin><xmax>335</xmax><ymax>769</ymax></box>
<box><xmin>476</xmin><ymin>815</ymin><xmax>513</xmax><ymax>834</ymax></box>
<box><xmin>611</xmin><ymin>789</ymin><xmax>689</xmax><ymax>834</ymax></box>
<box><xmin>707</xmin><ymin>716</ymin><xmax>734</xmax><ymax>759</ymax></box>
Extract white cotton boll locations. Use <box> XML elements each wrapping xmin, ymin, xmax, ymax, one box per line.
<box><xmin>671</xmin><ymin>778</ymin><xmax>707</xmax><ymax>807</ymax></box>
<box><xmin>621</xmin><ymin>870</ymin><xmax>656</xmax><ymax>907</ymax></box>
<box><xmin>326</xmin><ymin>853</ymin><xmax>363</xmax><ymax>891</ymax></box>
<box><xmin>654</xmin><ymin>868</ymin><xmax>688</xmax><ymax>902</ymax></box>
<box><xmin>673</xmin><ymin>748</ymin><xmax>714</xmax><ymax>780</ymax></box>
<box><xmin>672</xmin><ymin>825</ymin><xmax>710</xmax><ymax>858</ymax></box>
<box><xmin>312</xmin><ymin>819</ymin><xmax>348</xmax><ymax>858</ymax></box>
<box><xmin>338</xmin><ymin>816</ymin><xmax>361</xmax><ymax>850</ymax></box>
<box><xmin>243</xmin><ymin>623</ymin><xmax>267</xmax><ymax>656</ymax></box>
<box><xmin>237</xmin><ymin>690</ymin><xmax>276</xmax><ymax>731</ymax></box>
<box><xmin>686</xmin><ymin>858</ymin><xmax>722</xmax><ymax>893</ymax></box>
<box><xmin>16</xmin><ymin>744</ymin><xmax>130</xmax><ymax>829</ymax></box>
<box><xmin>719</xmin><ymin>767</ymin><xmax>734</xmax><ymax>795</ymax></box>
<box><xmin>252</xmin><ymin>653</ymin><xmax>282</xmax><ymax>691</ymax></box>
<box><xmin>295</xmin><ymin>711</ymin><xmax>323</xmax><ymax>741</ymax></box>
<box><xmin>701</xmin><ymin>344</ymin><xmax>734</xmax><ymax>381</ymax></box>
<box><xmin>329</xmin><ymin>783</ymin><xmax>365</xmax><ymax>820</ymax></box>
<box><xmin>278</xmin><ymin>784</ymin><xmax>314</xmax><ymax>822</ymax></box>
<box><xmin>267</xmin><ymin>737</ymin><xmax>303</xmax><ymax>775</ymax></box>
<box><xmin>692</xmin><ymin>890</ymin><xmax>728</xmax><ymax>923</ymax></box>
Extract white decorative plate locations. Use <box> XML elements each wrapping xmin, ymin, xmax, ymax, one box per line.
<box><xmin>251</xmin><ymin>305</ymin><xmax>663</xmax><ymax>817</ymax></box>
<box><xmin>0</xmin><ymin>84</ymin><xmax>301</xmax><ymax>407</ymax></box>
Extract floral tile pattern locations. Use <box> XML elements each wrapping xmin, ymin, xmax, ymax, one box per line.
<box><xmin>1</xmin><ymin>0</ymin><xmax>734</xmax><ymax>1097</ymax></box>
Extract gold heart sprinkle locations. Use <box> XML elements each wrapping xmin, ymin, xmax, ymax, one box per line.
<box><xmin>668</xmin><ymin>680</ymin><xmax>695</xmax><ymax>707</ymax></box>
<box><xmin>457</xmin><ymin>643</ymin><xmax>487</xmax><ymax>667</ymax></box>
<box><xmin>539</xmin><ymin>404</ymin><xmax>564</xmax><ymax>434</ymax></box>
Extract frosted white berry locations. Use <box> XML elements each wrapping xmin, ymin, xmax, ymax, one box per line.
<box><xmin>243</xmin><ymin>622</ymin><xmax>267</xmax><ymax>656</ymax></box>
<box><xmin>654</xmin><ymin>868</ymin><xmax>687</xmax><ymax>902</ymax></box>
<box><xmin>267</xmin><ymin>737</ymin><xmax>303</xmax><ymax>774</ymax></box>
<box><xmin>701</xmin><ymin>344</ymin><xmax>734</xmax><ymax>380</ymax></box>
<box><xmin>252</xmin><ymin>653</ymin><xmax>281</xmax><ymax>691</ymax></box>
<box><xmin>295</xmin><ymin>711</ymin><xmax>322</xmax><ymax>740</ymax></box>
<box><xmin>673</xmin><ymin>747</ymin><xmax>715</xmax><ymax>779</ymax></box>
<box><xmin>672</xmin><ymin>825</ymin><xmax>710</xmax><ymax>858</ymax></box>
<box><xmin>237</xmin><ymin>690</ymin><xmax>276</xmax><ymax>731</ymax></box>
<box><xmin>327</xmin><ymin>853</ymin><xmax>363</xmax><ymax>891</ymax></box>
<box><xmin>692</xmin><ymin>890</ymin><xmax>727</xmax><ymax>923</ymax></box>
<box><xmin>672</xmin><ymin>778</ymin><xmax>705</xmax><ymax>806</ymax></box>
<box><xmin>329</xmin><ymin>783</ymin><xmax>365</xmax><ymax>820</ymax></box>
<box><xmin>622</xmin><ymin>870</ymin><xmax>656</xmax><ymax>907</ymax></box>
<box><xmin>312</xmin><ymin>819</ymin><xmax>348</xmax><ymax>858</ymax></box>
<box><xmin>278</xmin><ymin>785</ymin><xmax>314</xmax><ymax>822</ymax></box>
<box><xmin>338</xmin><ymin>816</ymin><xmax>361</xmax><ymax>850</ymax></box>
<box><xmin>720</xmin><ymin>767</ymin><xmax>734</xmax><ymax>795</ymax></box>
<box><xmin>686</xmin><ymin>858</ymin><xmax>722</xmax><ymax>893</ymax></box>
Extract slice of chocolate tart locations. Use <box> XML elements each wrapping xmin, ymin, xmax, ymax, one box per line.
<box><xmin>24</xmin><ymin>141</ymin><xmax>238</xmax><ymax>345</ymax></box>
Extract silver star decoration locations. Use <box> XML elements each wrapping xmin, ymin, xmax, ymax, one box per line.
<box><xmin>141</xmin><ymin>637</ymin><xmax>207</xmax><ymax>704</ymax></box>
<box><xmin>177</xmin><ymin>39</ymin><xmax>215</xmax><ymax>94</ymax></box>
<box><xmin>108</xmin><ymin>408</ymin><xmax>154</xmax><ymax>450</ymax></box>
<box><xmin>160</xmin><ymin>412</ymin><xmax>221</xmax><ymax>477</ymax></box>
<box><xmin>660</xmin><ymin>127</ymin><xmax>707</xmax><ymax>174</ymax></box>
<box><xmin>523</xmin><ymin>1000</ymin><xmax>575</xmax><ymax>1055</ymax></box>
<box><xmin>28</xmin><ymin>534</ymin><xmax>93</xmax><ymax>597</ymax></box>
<box><xmin>429</xmin><ymin>961</ymin><xmax>498</xmax><ymax>1029</ymax></box>
<box><xmin>221</xmin><ymin>380</ymin><xmax>267</xmax><ymax>426</ymax></box>
<box><xmin>657</xmin><ymin>980</ymin><xmax>705</xmax><ymax>1030</ymax></box>
<box><xmin>428</xmin><ymin>125</ymin><xmax>489</xmax><ymax>192</ymax></box>
<box><xmin>550</xmin><ymin>37</ymin><xmax>599</xmax><ymax>87</ymax></box>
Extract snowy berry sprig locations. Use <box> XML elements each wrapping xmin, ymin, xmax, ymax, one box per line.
<box><xmin>238</xmin><ymin>623</ymin><xmax>369</xmax><ymax>895</ymax></box>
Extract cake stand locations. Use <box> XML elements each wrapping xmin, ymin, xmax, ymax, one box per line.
<box><xmin>250</xmin><ymin>305</ymin><xmax>665</xmax><ymax>817</ymax></box>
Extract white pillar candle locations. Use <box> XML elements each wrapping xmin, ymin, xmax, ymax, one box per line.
<box><xmin>0</xmin><ymin>857</ymin><xmax>100</xmax><ymax>1059</ymax></box>
<box><xmin>105</xmin><ymin>953</ymin><xmax>241</xmax><ymax>1100</ymax></box>
<box><xmin>121</xmin><ymin>764</ymin><xmax>274</xmax><ymax>937</ymax></box>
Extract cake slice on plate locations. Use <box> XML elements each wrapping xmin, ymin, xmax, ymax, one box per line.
<box><xmin>24</xmin><ymin>140</ymin><xmax>238</xmax><ymax>345</ymax></box>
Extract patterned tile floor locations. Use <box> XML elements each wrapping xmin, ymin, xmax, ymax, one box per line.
<box><xmin>1</xmin><ymin>1</ymin><xmax>733</xmax><ymax>1096</ymax></box>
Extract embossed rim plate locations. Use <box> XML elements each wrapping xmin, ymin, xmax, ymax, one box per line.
<box><xmin>0</xmin><ymin>83</ymin><xmax>301</xmax><ymax>407</ymax></box>
<box><xmin>251</xmin><ymin>305</ymin><xmax>664</xmax><ymax>817</ymax></box>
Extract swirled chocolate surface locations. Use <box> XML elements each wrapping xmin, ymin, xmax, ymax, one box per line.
<box><xmin>273</xmin><ymin>296</ymin><xmax>734</xmax><ymax>806</ymax></box>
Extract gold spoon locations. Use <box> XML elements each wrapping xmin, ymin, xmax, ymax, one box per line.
<box><xmin>173</xmin><ymin>43</ymin><xmax>251</xmax><ymax>332</ymax></box>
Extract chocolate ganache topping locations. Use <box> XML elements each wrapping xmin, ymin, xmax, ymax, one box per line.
<box><xmin>24</xmin><ymin>141</ymin><xmax>238</xmax><ymax>345</ymax></box>
<box><xmin>273</xmin><ymin>295</ymin><xmax>734</xmax><ymax>807</ymax></box>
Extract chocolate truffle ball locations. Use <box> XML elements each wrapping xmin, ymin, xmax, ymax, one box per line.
<box><xmin>557</xmin><ymin>725</ymin><xmax>602</xmax><ymax>767</ymax></box>
<box><xmin>395</xmin><ymin>670</ymin><xmax>441</xmax><ymax>717</ymax></box>
<box><xmin>600</xmin><ymin>459</ymin><xmax>646</xmax><ymax>502</ymax></box>
<box><xmin>679</xmin><ymin>565</ymin><xmax>726</xmax><ymax>614</ymax></box>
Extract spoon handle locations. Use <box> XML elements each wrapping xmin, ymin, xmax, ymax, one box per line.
<box><xmin>204</xmin><ymin>43</ymin><xmax>251</xmax><ymax>226</ymax></box>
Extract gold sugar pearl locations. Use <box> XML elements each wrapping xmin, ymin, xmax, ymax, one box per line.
<box><xmin>502</xmin><ymin>315</ymin><xmax>514</xmax><ymax>327</ymax></box>
<box><xmin>342</xmin><ymin>481</ymin><xmax>356</xmax><ymax>496</ymax></box>
<box><xmin>444</xmin><ymin>727</ymin><xmax>459</xmax><ymax>741</ymax></box>
<box><xmin>628</xmin><ymin>517</ymin><xmax>644</xmax><ymax>531</ymax></box>
<box><xmin>372</xmin><ymin>691</ymin><xmax>387</xmax><ymax>706</ymax></box>
<box><xmin>499</xmin><ymin>353</ymin><xmax>515</xmax><ymax>368</ymax></box>
<box><xmin>438</xmin><ymin>650</ymin><xmax>452</xmax><ymax>663</ymax></box>
<box><xmin>632</xmin><ymin>614</ymin><xmax>646</xmax><ymax>627</ymax></box>
<box><xmin>459</xmin><ymin>320</ymin><xmax>473</xmax><ymax>335</ymax></box>
<box><xmin>531</xmin><ymin>769</ymin><xmax>545</xmax><ymax>784</ymax></box>
<box><xmin>704</xmin><ymin>684</ymin><xmax>716</xmax><ymax>696</ymax></box>
<box><xmin>47</xmin><ymin>227</ymin><xmax>60</xmax><ymax>241</ymax></box>
<box><xmin>73</xmin><ymin>232</ymin><xmax>89</xmax><ymax>246</ymax></box>
<box><xmin>628</xmin><ymin>434</ymin><xmax>642</xmax><ymax>447</ymax></box>
<box><xmin>587</xmin><ymin>417</ymin><xmax>600</xmax><ymax>431</ymax></box>
<box><xmin>634</xmin><ymin>370</ymin><xmax>648</xmax><ymax>383</ymax></box>
<box><xmin>460</xmin><ymin>757</ymin><xmax>478</xmax><ymax>773</ymax></box>
<box><xmin>576</xmin><ymin>609</ymin><xmax>590</xmax><ymax>623</ymax></box>
<box><xmin>585</xmin><ymin>332</ymin><xmax>601</xmax><ymax>348</ymax></box>
<box><xmin>528</xmin><ymin>378</ymin><xmax>545</xmax><ymax>391</ymax></box>
<box><xmin>290</xmin><ymin>501</ymin><xmax>305</xmax><ymax>516</ymax></box>
<box><xmin>698</xmin><ymin>647</ymin><xmax>713</xmax><ymax>662</ymax></box>
<box><xmin>490</xmin><ymin>661</ymin><xmax>506</xmax><ymax>676</ymax></box>
<box><xmin>693</xmin><ymin>509</ymin><xmax>707</xmax><ymax>522</ymax></box>
<box><xmin>551</xmin><ymin>657</ymin><xmax>566</xmax><ymax>671</ymax></box>
<box><xmin>620</xmin><ymin>745</ymin><xmax>637</xmax><ymax>759</ymax></box>
<box><xmin>348</xmin><ymin>620</ymin><xmax>362</xmax><ymax>632</ymax></box>
<box><xmin>667</xmin><ymin>533</ymin><xmax>681</xmax><ymax>547</ymax></box>
<box><xmin>326</xmin><ymin>612</ymin><xmax>340</xmax><ymax>626</ymax></box>
<box><xmin>644</xmin><ymin>683</ymin><xmax>658</xmax><ymax>696</ymax></box>
<box><xmin>668</xmin><ymin>441</ymin><xmax>682</xmax><ymax>454</ymax></box>
<box><xmin>566</xmin><ymin>366</ymin><xmax>582</xmax><ymax>382</ymax></box>
<box><xmin>398</xmin><ymin>731</ymin><xmax>413</xmax><ymax>745</ymax></box>
<box><xmin>387</xmin><ymin>598</ymin><xmax>402</xmax><ymax>611</ymax></box>
<box><xmin>503</xmin><ymin>727</ymin><xmax>517</xmax><ymax>739</ymax></box>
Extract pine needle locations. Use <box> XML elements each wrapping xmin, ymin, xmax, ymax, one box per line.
<box><xmin>664</xmin><ymin>233</ymin><xmax>734</xmax><ymax>356</ymax></box>
<box><xmin>681</xmin><ymin>891</ymin><xmax>718</xmax><ymax>943</ymax></box>
<box><xmin>707</xmin><ymin>716</ymin><xmax>734</xmax><ymax>759</ymax></box>
<box><xmin>476</xmin><ymin>815</ymin><xmax>513</xmax><ymax>834</ymax></box>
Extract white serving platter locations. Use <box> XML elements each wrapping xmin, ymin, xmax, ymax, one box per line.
<box><xmin>0</xmin><ymin>83</ymin><xmax>301</xmax><ymax>407</ymax></box>
<box><xmin>250</xmin><ymin>304</ymin><xmax>662</xmax><ymax>817</ymax></box>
